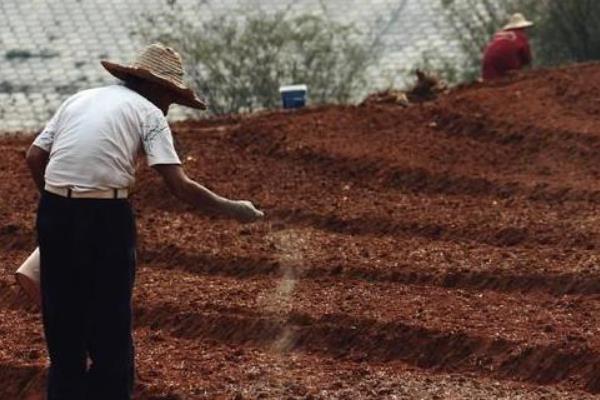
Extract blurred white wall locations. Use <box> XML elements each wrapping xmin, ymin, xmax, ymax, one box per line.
<box><xmin>0</xmin><ymin>0</ymin><xmax>462</xmax><ymax>132</ymax></box>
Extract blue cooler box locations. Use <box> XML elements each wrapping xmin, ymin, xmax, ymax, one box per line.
<box><xmin>279</xmin><ymin>84</ymin><xmax>308</xmax><ymax>109</ymax></box>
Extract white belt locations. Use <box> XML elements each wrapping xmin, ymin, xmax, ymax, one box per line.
<box><xmin>45</xmin><ymin>184</ymin><xmax>129</xmax><ymax>199</ymax></box>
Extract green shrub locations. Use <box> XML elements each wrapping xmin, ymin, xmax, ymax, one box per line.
<box><xmin>535</xmin><ymin>0</ymin><xmax>600</xmax><ymax>65</ymax></box>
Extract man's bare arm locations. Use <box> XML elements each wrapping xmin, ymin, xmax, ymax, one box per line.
<box><xmin>153</xmin><ymin>164</ymin><xmax>263</xmax><ymax>222</ymax></box>
<box><xmin>26</xmin><ymin>145</ymin><xmax>49</xmax><ymax>192</ymax></box>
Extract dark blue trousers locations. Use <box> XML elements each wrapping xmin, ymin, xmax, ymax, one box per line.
<box><xmin>37</xmin><ymin>191</ymin><xmax>136</xmax><ymax>400</ymax></box>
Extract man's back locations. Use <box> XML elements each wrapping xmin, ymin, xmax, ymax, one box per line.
<box><xmin>33</xmin><ymin>85</ymin><xmax>180</xmax><ymax>192</ymax></box>
<box><xmin>482</xmin><ymin>30</ymin><xmax>532</xmax><ymax>80</ymax></box>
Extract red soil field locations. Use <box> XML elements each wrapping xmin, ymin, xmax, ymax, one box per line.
<box><xmin>3</xmin><ymin>63</ymin><xmax>600</xmax><ymax>399</ymax></box>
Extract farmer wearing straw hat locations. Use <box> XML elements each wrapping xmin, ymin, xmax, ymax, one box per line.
<box><xmin>482</xmin><ymin>13</ymin><xmax>534</xmax><ymax>80</ymax></box>
<box><xmin>25</xmin><ymin>43</ymin><xmax>264</xmax><ymax>400</ymax></box>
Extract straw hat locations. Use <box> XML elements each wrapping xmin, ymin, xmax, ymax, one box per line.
<box><xmin>101</xmin><ymin>43</ymin><xmax>207</xmax><ymax>110</ymax></box>
<box><xmin>503</xmin><ymin>13</ymin><xmax>534</xmax><ymax>30</ymax></box>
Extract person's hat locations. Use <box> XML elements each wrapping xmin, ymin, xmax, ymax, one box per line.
<box><xmin>503</xmin><ymin>13</ymin><xmax>534</xmax><ymax>30</ymax></box>
<box><xmin>101</xmin><ymin>43</ymin><xmax>207</xmax><ymax>110</ymax></box>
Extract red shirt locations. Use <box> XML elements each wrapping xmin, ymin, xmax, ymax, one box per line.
<box><xmin>482</xmin><ymin>29</ymin><xmax>532</xmax><ymax>80</ymax></box>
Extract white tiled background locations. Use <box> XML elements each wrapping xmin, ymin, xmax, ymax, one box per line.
<box><xmin>0</xmin><ymin>0</ymin><xmax>463</xmax><ymax>132</ymax></box>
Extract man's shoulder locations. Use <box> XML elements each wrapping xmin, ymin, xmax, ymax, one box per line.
<box><xmin>494</xmin><ymin>30</ymin><xmax>518</xmax><ymax>42</ymax></box>
<box><xmin>84</xmin><ymin>85</ymin><xmax>139</xmax><ymax>101</ymax></box>
<box><xmin>62</xmin><ymin>86</ymin><xmax>123</xmax><ymax>106</ymax></box>
<box><xmin>79</xmin><ymin>85</ymin><xmax>162</xmax><ymax>115</ymax></box>
<box><xmin>106</xmin><ymin>85</ymin><xmax>164</xmax><ymax>115</ymax></box>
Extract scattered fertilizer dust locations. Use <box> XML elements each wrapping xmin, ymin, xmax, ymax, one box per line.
<box><xmin>263</xmin><ymin>227</ymin><xmax>310</xmax><ymax>353</ymax></box>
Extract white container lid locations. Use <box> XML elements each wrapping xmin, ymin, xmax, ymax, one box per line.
<box><xmin>279</xmin><ymin>84</ymin><xmax>308</xmax><ymax>93</ymax></box>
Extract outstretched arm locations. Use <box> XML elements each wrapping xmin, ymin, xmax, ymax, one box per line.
<box><xmin>153</xmin><ymin>164</ymin><xmax>264</xmax><ymax>223</ymax></box>
<box><xmin>26</xmin><ymin>145</ymin><xmax>49</xmax><ymax>192</ymax></box>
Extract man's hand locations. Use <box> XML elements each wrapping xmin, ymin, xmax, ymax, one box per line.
<box><xmin>227</xmin><ymin>200</ymin><xmax>264</xmax><ymax>223</ymax></box>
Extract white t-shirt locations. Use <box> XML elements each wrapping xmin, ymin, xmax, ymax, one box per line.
<box><xmin>33</xmin><ymin>85</ymin><xmax>181</xmax><ymax>192</ymax></box>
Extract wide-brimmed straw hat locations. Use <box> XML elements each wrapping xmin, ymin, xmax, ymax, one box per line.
<box><xmin>101</xmin><ymin>43</ymin><xmax>207</xmax><ymax>110</ymax></box>
<box><xmin>503</xmin><ymin>13</ymin><xmax>534</xmax><ymax>30</ymax></box>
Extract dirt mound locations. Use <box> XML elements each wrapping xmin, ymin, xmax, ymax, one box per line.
<box><xmin>361</xmin><ymin>69</ymin><xmax>447</xmax><ymax>106</ymax></box>
<box><xmin>406</xmin><ymin>69</ymin><xmax>448</xmax><ymax>102</ymax></box>
<box><xmin>361</xmin><ymin>89</ymin><xmax>410</xmax><ymax>106</ymax></box>
<box><xmin>3</xmin><ymin>63</ymin><xmax>600</xmax><ymax>398</ymax></box>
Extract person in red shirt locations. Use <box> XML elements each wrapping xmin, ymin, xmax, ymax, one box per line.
<box><xmin>482</xmin><ymin>13</ymin><xmax>534</xmax><ymax>80</ymax></box>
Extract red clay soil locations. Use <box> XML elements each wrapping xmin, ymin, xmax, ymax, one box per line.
<box><xmin>3</xmin><ymin>63</ymin><xmax>600</xmax><ymax>399</ymax></box>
